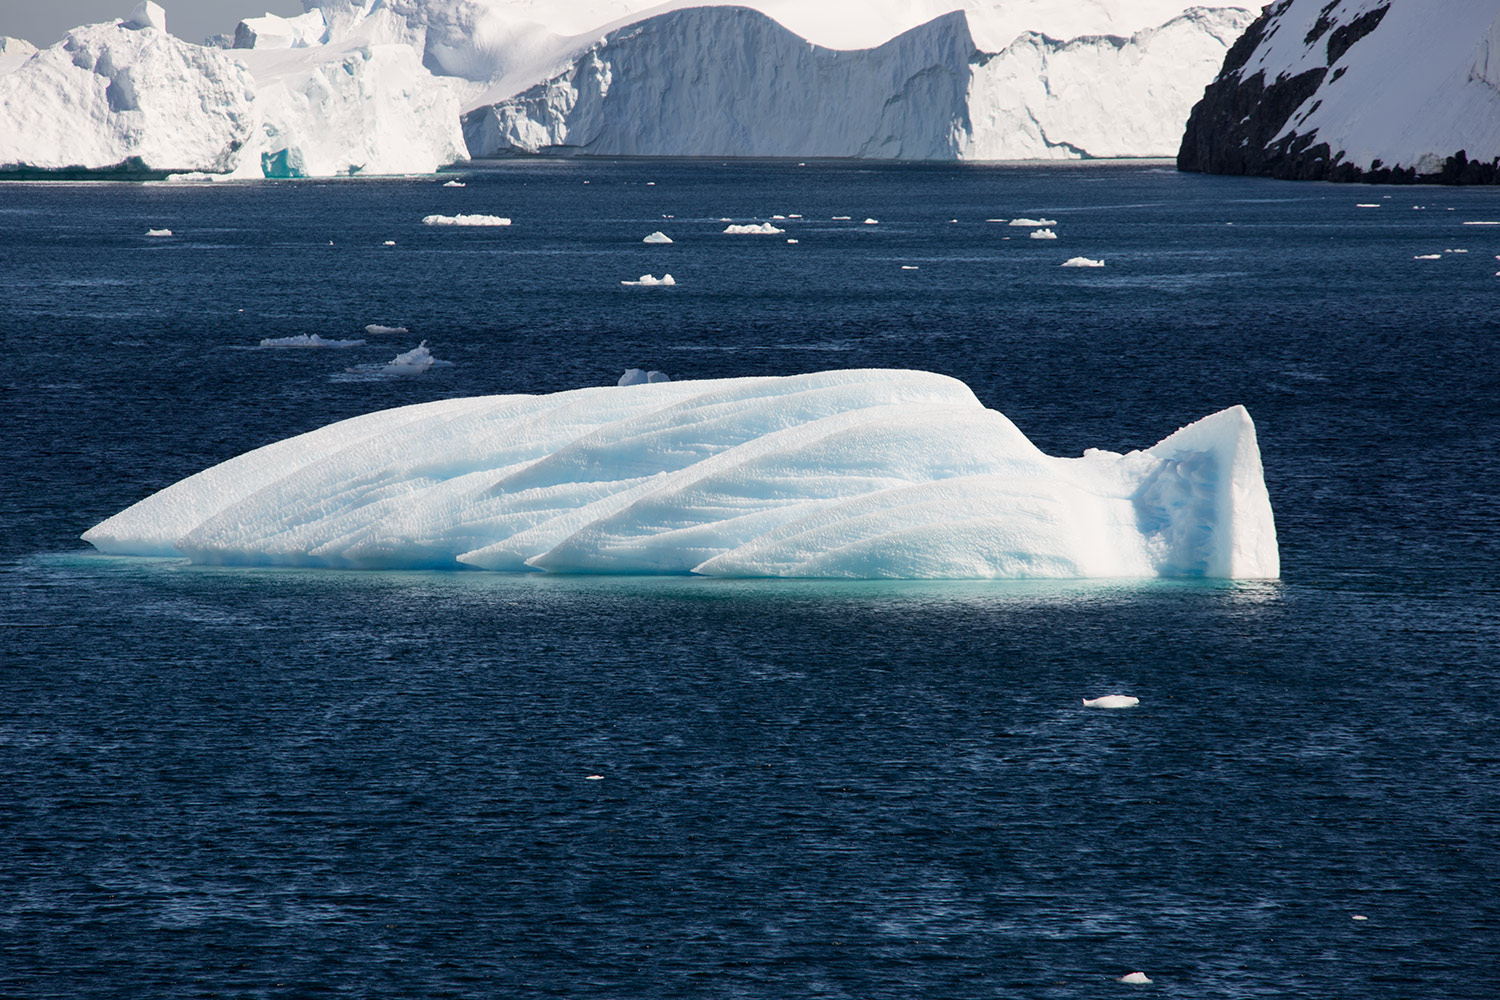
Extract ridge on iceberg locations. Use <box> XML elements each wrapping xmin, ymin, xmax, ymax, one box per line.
<box><xmin>83</xmin><ymin>369</ymin><xmax>1279</xmax><ymax>580</ymax></box>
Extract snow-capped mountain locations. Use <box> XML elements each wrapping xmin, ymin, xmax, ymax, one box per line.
<box><xmin>1179</xmin><ymin>0</ymin><xmax>1500</xmax><ymax>182</ymax></box>
<box><xmin>0</xmin><ymin>0</ymin><xmax>1252</xmax><ymax>177</ymax></box>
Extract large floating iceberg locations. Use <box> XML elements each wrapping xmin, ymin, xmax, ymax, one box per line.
<box><xmin>84</xmin><ymin>370</ymin><xmax>1279</xmax><ymax>580</ymax></box>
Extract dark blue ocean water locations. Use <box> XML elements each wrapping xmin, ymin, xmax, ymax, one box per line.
<box><xmin>2</xmin><ymin>161</ymin><xmax>1498</xmax><ymax>999</ymax></box>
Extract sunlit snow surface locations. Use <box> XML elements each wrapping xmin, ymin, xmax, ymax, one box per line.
<box><xmin>83</xmin><ymin>370</ymin><xmax>1278</xmax><ymax>579</ymax></box>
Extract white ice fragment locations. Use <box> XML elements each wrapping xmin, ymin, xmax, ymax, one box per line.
<box><xmin>145</xmin><ymin>228</ymin><xmax>172</xmax><ymax>237</ymax></box>
<box><xmin>364</xmin><ymin>325</ymin><xmax>408</xmax><ymax>335</ymax></box>
<box><xmin>617</xmin><ymin>368</ymin><xmax>671</xmax><ymax>386</ymax></box>
<box><xmin>787</xmin><ymin>239</ymin><xmax>799</xmax><ymax>244</ymax></box>
<box><xmin>1356</xmin><ymin>203</ymin><xmax>1380</xmax><ymax>208</ymax></box>
<box><xmin>585</xmin><ymin>774</ymin><xmax>604</xmax><ymax>780</ymax></box>
<box><xmin>832</xmin><ymin>216</ymin><xmax>852</xmax><ymax>220</ymax></box>
<box><xmin>1062</xmin><ymin>256</ymin><xmax>1104</xmax><ymax>268</ymax></box>
<box><xmin>383</xmin><ymin>240</ymin><xmax>396</xmax><ymax>246</ymax></box>
<box><xmin>1463</xmin><ymin>221</ymin><xmax>1500</xmax><ymax>225</ymax></box>
<box><xmin>789</xmin><ymin>215</ymin><xmax>803</xmax><ymax>219</ymax></box>
<box><xmin>380</xmin><ymin>341</ymin><xmax>439</xmax><ymax>375</ymax></box>
<box><xmin>1120</xmin><ymin>972</ymin><xmax>1152</xmax><ymax>984</ymax></box>
<box><xmin>1352</xmin><ymin>914</ymin><xmax>1369</xmax><ymax>921</ymax></box>
<box><xmin>724</xmin><ymin>223</ymin><xmax>784</xmax><ymax>235</ymax></box>
<box><xmin>1010</xmin><ymin>218</ymin><xmax>1056</xmax><ymax>227</ymax></box>
<box><xmin>1413</xmin><ymin>254</ymin><xmax>1442</xmax><ymax>260</ymax></box>
<box><xmin>122</xmin><ymin>2</ymin><xmax>167</xmax><ymax>32</ymax></box>
<box><xmin>772</xmin><ymin>215</ymin><xmax>787</xmax><ymax>220</ymax></box>
<box><xmin>621</xmin><ymin>274</ymin><xmax>676</xmax><ymax>286</ymax></box>
<box><xmin>1443</xmin><ymin>249</ymin><xmax>1468</xmax><ymax>253</ymax></box>
<box><xmin>863</xmin><ymin>218</ymin><xmax>879</xmax><ymax>225</ymax></box>
<box><xmin>986</xmin><ymin>218</ymin><xmax>1007</xmax><ymax>223</ymax></box>
<box><xmin>901</xmin><ymin>265</ymin><xmax>919</xmax><ymax>270</ymax></box>
<box><xmin>643</xmin><ymin>231</ymin><xmax>673</xmax><ymax>244</ymax></box>
<box><xmin>1083</xmin><ymin>695</ymin><xmax>1139</xmax><ymax>709</ymax></box>
<box><xmin>259</xmin><ymin>334</ymin><xmax>365</xmax><ymax>349</ymax></box>
<box><xmin>442</xmin><ymin>180</ymin><xmax>466</xmax><ymax>188</ymax></box>
<box><xmin>1030</xmin><ymin>228</ymin><xmax>1058</xmax><ymax>240</ymax></box>
<box><xmin>422</xmin><ymin>214</ymin><xmax>511</xmax><ymax>227</ymax></box>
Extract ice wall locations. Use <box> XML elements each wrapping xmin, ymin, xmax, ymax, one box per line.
<box><xmin>84</xmin><ymin>370</ymin><xmax>1280</xmax><ymax>580</ymax></box>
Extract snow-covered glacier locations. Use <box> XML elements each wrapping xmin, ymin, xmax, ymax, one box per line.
<box><xmin>464</xmin><ymin>4</ymin><xmax>1254</xmax><ymax>159</ymax></box>
<box><xmin>1179</xmin><ymin>0</ymin><xmax>1500</xmax><ymax>182</ymax></box>
<box><xmin>83</xmin><ymin>370</ymin><xmax>1280</xmax><ymax>580</ymax></box>
<box><xmin>1</xmin><ymin>0</ymin><xmax>1254</xmax><ymax>173</ymax></box>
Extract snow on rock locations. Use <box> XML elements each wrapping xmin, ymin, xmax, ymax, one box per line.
<box><xmin>423</xmin><ymin>213</ymin><xmax>511</xmax><ymax>225</ymax></box>
<box><xmin>0</xmin><ymin>18</ymin><xmax>257</xmax><ymax>173</ymax></box>
<box><xmin>724</xmin><ymin>222</ymin><xmax>785</xmax><ymax>235</ymax></box>
<box><xmin>1062</xmin><ymin>256</ymin><xmax>1104</xmax><ymax>267</ymax></box>
<box><xmin>642</xmin><ymin>231</ymin><xmax>673</xmax><ymax>243</ymax></box>
<box><xmin>621</xmin><ymin>273</ymin><xmax>675</xmax><ymax>285</ymax></box>
<box><xmin>83</xmin><ymin>369</ymin><xmax>1280</xmax><ymax>580</ymax></box>
<box><xmin>1179</xmin><ymin>0</ymin><xmax>1500</xmax><ymax>183</ymax></box>
<box><xmin>618</xmin><ymin>368</ymin><xmax>671</xmax><ymax>385</ymax></box>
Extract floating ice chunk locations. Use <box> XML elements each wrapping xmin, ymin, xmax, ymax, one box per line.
<box><xmin>901</xmin><ymin>265</ymin><xmax>919</xmax><ymax>270</ymax></box>
<box><xmin>618</xmin><ymin>368</ymin><xmax>671</xmax><ymax>386</ymax></box>
<box><xmin>422</xmin><ymin>214</ymin><xmax>511</xmax><ymax>227</ymax></box>
<box><xmin>789</xmin><ymin>215</ymin><xmax>803</xmax><ymax>219</ymax></box>
<box><xmin>646</xmin><ymin>182</ymin><xmax>655</xmax><ymax>186</ymax></box>
<box><xmin>585</xmin><ymin>774</ymin><xmax>605</xmax><ymax>780</ymax></box>
<box><xmin>1010</xmin><ymin>218</ymin><xmax>1057</xmax><ymax>227</ymax></box>
<box><xmin>364</xmin><ymin>324</ymin><xmax>408</xmax><ymax>335</ymax></box>
<box><xmin>383</xmin><ymin>240</ymin><xmax>396</xmax><ymax>246</ymax></box>
<box><xmin>621</xmin><ymin>274</ymin><xmax>676</xmax><ymax>286</ymax></box>
<box><xmin>986</xmin><ymin>218</ymin><xmax>1007</xmax><ymax>223</ymax></box>
<box><xmin>718</xmin><ymin>217</ymin><xmax>733</xmax><ymax>222</ymax></box>
<box><xmin>1062</xmin><ymin>256</ymin><xmax>1104</xmax><ymax>268</ymax></box>
<box><xmin>1352</xmin><ymin>914</ymin><xmax>1369</xmax><ymax>921</ymax></box>
<box><xmin>787</xmin><ymin>239</ymin><xmax>799</xmax><ymax>244</ymax></box>
<box><xmin>123</xmin><ymin>1</ymin><xmax>167</xmax><ymax>31</ymax></box>
<box><xmin>724</xmin><ymin>223</ymin><xmax>785</xmax><ymax>235</ymax></box>
<box><xmin>259</xmin><ymin>334</ymin><xmax>365</xmax><ymax>349</ymax></box>
<box><xmin>442</xmin><ymin>180</ymin><xmax>466</xmax><ymax>188</ymax></box>
<box><xmin>772</xmin><ymin>215</ymin><xmax>787</xmax><ymax>220</ymax></box>
<box><xmin>832</xmin><ymin>216</ymin><xmax>852</xmax><ymax>220</ymax></box>
<box><xmin>145</xmin><ymin>228</ymin><xmax>172</xmax><ymax>237</ymax></box>
<box><xmin>162</xmin><ymin>173</ymin><xmax>216</xmax><ymax>183</ymax></box>
<box><xmin>1444</xmin><ymin>249</ymin><xmax>1468</xmax><ymax>254</ymax></box>
<box><xmin>1083</xmin><ymin>695</ymin><xmax>1139</xmax><ymax>709</ymax></box>
<box><xmin>1119</xmin><ymin>972</ymin><xmax>1152</xmax><ymax>984</ymax></box>
<box><xmin>1463</xmin><ymin>221</ymin><xmax>1500</xmax><ymax>225</ymax></box>
<box><xmin>1030</xmin><ymin>228</ymin><xmax>1058</xmax><ymax>240</ymax></box>
<box><xmin>1356</xmin><ymin>203</ymin><xmax>1380</xmax><ymax>208</ymax></box>
<box><xmin>83</xmin><ymin>370</ymin><xmax>1280</xmax><ymax>580</ymax></box>
<box><xmin>643</xmin><ymin>231</ymin><xmax>674</xmax><ymax>244</ymax></box>
<box><xmin>1413</xmin><ymin>254</ymin><xmax>1442</xmax><ymax>260</ymax></box>
<box><xmin>863</xmin><ymin>218</ymin><xmax>879</xmax><ymax>225</ymax></box>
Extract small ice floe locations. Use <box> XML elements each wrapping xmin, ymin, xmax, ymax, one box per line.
<box><xmin>1356</xmin><ymin>203</ymin><xmax>1380</xmax><ymax>208</ymax></box>
<box><xmin>832</xmin><ymin>215</ymin><xmax>852</xmax><ymax>220</ymax></box>
<box><xmin>259</xmin><ymin>334</ymin><xmax>366</xmax><ymax>349</ymax></box>
<box><xmin>719</xmin><ymin>217</ymin><xmax>733</xmax><ymax>222</ymax></box>
<box><xmin>724</xmin><ymin>223</ymin><xmax>784</xmax><ymax>235</ymax></box>
<box><xmin>585</xmin><ymin>774</ymin><xmax>605</xmax><ymax>780</ymax></box>
<box><xmin>163</xmin><ymin>172</ymin><xmax>216</xmax><ymax>182</ymax></box>
<box><xmin>646</xmin><ymin>181</ymin><xmax>656</xmax><ymax>186</ymax></box>
<box><xmin>642</xmin><ymin>231</ymin><xmax>673</xmax><ymax>244</ymax></box>
<box><xmin>1444</xmin><ymin>248</ymin><xmax>1468</xmax><ymax>253</ymax></box>
<box><xmin>1061</xmin><ymin>256</ymin><xmax>1104</xmax><ymax>268</ymax></box>
<box><xmin>1083</xmin><ymin>695</ymin><xmax>1139</xmax><ymax>709</ymax></box>
<box><xmin>1119</xmin><ymin>972</ymin><xmax>1152</xmax><ymax>985</ymax></box>
<box><xmin>1352</xmin><ymin>914</ymin><xmax>1369</xmax><ymax>921</ymax></box>
<box><xmin>789</xmin><ymin>214</ymin><xmax>803</xmax><ymax>219</ymax></box>
<box><xmin>901</xmin><ymin>265</ymin><xmax>919</xmax><ymax>270</ymax></box>
<box><xmin>145</xmin><ymin>228</ymin><xmax>172</xmax><ymax>237</ymax></box>
<box><xmin>1413</xmin><ymin>254</ymin><xmax>1442</xmax><ymax>260</ymax></box>
<box><xmin>1030</xmin><ymin>228</ymin><xmax>1058</xmax><ymax>240</ymax></box>
<box><xmin>986</xmin><ymin>218</ymin><xmax>1007</xmax><ymax>223</ymax></box>
<box><xmin>621</xmin><ymin>273</ymin><xmax>676</xmax><ymax>286</ymax></box>
<box><xmin>442</xmin><ymin>180</ymin><xmax>465</xmax><ymax>188</ymax></box>
<box><xmin>787</xmin><ymin>239</ymin><xmax>799</xmax><ymax>244</ymax></box>
<box><xmin>772</xmin><ymin>215</ymin><xmax>787</xmax><ymax>220</ymax></box>
<box><xmin>382</xmin><ymin>240</ymin><xmax>396</xmax><ymax>246</ymax></box>
<box><xmin>364</xmin><ymin>324</ymin><xmax>408</xmax><ymax>335</ymax></box>
<box><xmin>422</xmin><ymin>214</ymin><xmax>511</xmax><ymax>227</ymax></box>
<box><xmin>380</xmin><ymin>341</ymin><xmax>441</xmax><ymax>375</ymax></box>
<box><xmin>1010</xmin><ymin>218</ymin><xmax>1056</xmax><ymax>227</ymax></box>
<box><xmin>1463</xmin><ymin>220</ymin><xmax>1500</xmax><ymax>225</ymax></box>
<box><xmin>863</xmin><ymin>217</ymin><xmax>879</xmax><ymax>225</ymax></box>
<box><xmin>618</xmin><ymin>368</ymin><xmax>670</xmax><ymax>386</ymax></box>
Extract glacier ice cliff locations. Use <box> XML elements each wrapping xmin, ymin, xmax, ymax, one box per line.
<box><xmin>464</xmin><ymin>4</ymin><xmax>1254</xmax><ymax>160</ymax></box>
<box><xmin>1</xmin><ymin>1</ymin><xmax>1255</xmax><ymax>174</ymax></box>
<box><xmin>1178</xmin><ymin>0</ymin><xmax>1500</xmax><ymax>183</ymax></box>
<box><xmin>83</xmin><ymin>370</ymin><xmax>1280</xmax><ymax>580</ymax></box>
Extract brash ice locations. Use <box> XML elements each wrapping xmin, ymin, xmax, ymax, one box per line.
<box><xmin>83</xmin><ymin>370</ymin><xmax>1279</xmax><ymax>579</ymax></box>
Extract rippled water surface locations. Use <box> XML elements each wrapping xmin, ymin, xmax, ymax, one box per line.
<box><xmin>3</xmin><ymin>162</ymin><xmax>1498</xmax><ymax>998</ymax></box>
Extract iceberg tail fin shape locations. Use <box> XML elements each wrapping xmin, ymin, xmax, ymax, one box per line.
<box><xmin>1136</xmin><ymin>405</ymin><xmax>1279</xmax><ymax>579</ymax></box>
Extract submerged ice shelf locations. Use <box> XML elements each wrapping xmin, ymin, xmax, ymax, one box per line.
<box><xmin>83</xmin><ymin>370</ymin><xmax>1279</xmax><ymax>580</ymax></box>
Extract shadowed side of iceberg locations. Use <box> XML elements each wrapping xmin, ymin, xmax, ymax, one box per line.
<box><xmin>82</xmin><ymin>370</ymin><xmax>1279</xmax><ymax>580</ymax></box>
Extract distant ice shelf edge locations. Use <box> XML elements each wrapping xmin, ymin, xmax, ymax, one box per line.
<box><xmin>84</xmin><ymin>369</ymin><xmax>1280</xmax><ymax>581</ymax></box>
<box><xmin>0</xmin><ymin>2</ymin><xmax>1256</xmax><ymax>176</ymax></box>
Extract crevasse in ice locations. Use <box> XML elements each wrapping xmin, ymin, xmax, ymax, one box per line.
<box><xmin>83</xmin><ymin>369</ymin><xmax>1279</xmax><ymax>579</ymax></box>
